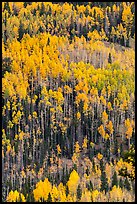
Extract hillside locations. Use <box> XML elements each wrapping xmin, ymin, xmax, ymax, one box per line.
<box><xmin>2</xmin><ymin>2</ymin><xmax>135</xmax><ymax>202</ymax></box>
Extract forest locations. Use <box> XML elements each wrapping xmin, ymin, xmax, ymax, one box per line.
<box><xmin>2</xmin><ymin>2</ymin><xmax>135</xmax><ymax>202</ymax></box>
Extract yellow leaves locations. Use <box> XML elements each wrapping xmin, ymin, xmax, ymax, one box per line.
<box><xmin>51</xmin><ymin>185</ymin><xmax>59</xmax><ymax>202</ymax></box>
<box><xmin>76</xmin><ymin>111</ymin><xmax>81</xmax><ymax>120</ymax></box>
<box><xmin>19</xmin><ymin>131</ymin><xmax>25</xmax><ymax>140</ymax></box>
<box><xmin>3</xmin><ymin>71</ymin><xmax>28</xmax><ymax>100</ymax></box>
<box><xmin>106</xmin><ymin>120</ymin><xmax>114</xmax><ymax>135</ymax></box>
<box><xmin>88</xmin><ymin>30</ymin><xmax>102</xmax><ymax>42</ymax></box>
<box><xmin>50</xmin><ymin>107</ymin><xmax>55</xmax><ymax>113</ymax></box>
<box><xmin>107</xmin><ymin>102</ymin><xmax>113</xmax><ymax>111</ymax></box>
<box><xmin>76</xmin><ymin>93</ymin><xmax>88</xmax><ymax>105</ymax></box>
<box><xmin>12</xmin><ymin>110</ymin><xmax>22</xmax><ymax>125</ymax></box>
<box><xmin>102</xmin><ymin>111</ymin><xmax>108</xmax><ymax>124</ymax></box>
<box><xmin>67</xmin><ymin>170</ymin><xmax>80</xmax><ymax>195</ymax></box>
<box><xmin>57</xmin><ymin>144</ymin><xmax>62</xmax><ymax>155</ymax></box>
<box><xmin>28</xmin><ymin>114</ymin><xmax>32</xmax><ymax>121</ymax></box>
<box><xmin>7</xmin><ymin>120</ymin><xmax>14</xmax><ymax>129</ymax></box>
<box><xmin>82</xmin><ymin>136</ymin><xmax>88</xmax><ymax>149</ymax></box>
<box><xmin>126</xmin><ymin>126</ymin><xmax>133</xmax><ymax>139</ymax></box>
<box><xmin>115</xmin><ymin>158</ymin><xmax>134</xmax><ymax>177</ymax></box>
<box><xmin>57</xmin><ymin>183</ymin><xmax>67</xmax><ymax>202</ymax></box>
<box><xmin>100</xmin><ymin>96</ymin><xmax>106</xmax><ymax>106</ymax></box>
<box><xmin>72</xmin><ymin>153</ymin><xmax>78</xmax><ymax>164</ymax></box>
<box><xmin>104</xmin><ymin>133</ymin><xmax>109</xmax><ymax>140</ymax></box>
<box><xmin>114</xmin><ymin>97</ymin><xmax>119</xmax><ymax>107</ymax></box>
<box><xmin>91</xmin><ymin>189</ymin><xmax>100</xmax><ymax>202</ymax></box>
<box><xmin>33</xmin><ymin>111</ymin><xmax>37</xmax><ymax>118</ymax></box>
<box><xmin>125</xmin><ymin>118</ymin><xmax>133</xmax><ymax>139</ymax></box>
<box><xmin>80</xmin><ymin>189</ymin><xmax>91</xmax><ymax>202</ymax></box>
<box><xmin>31</xmin><ymin>168</ymin><xmax>36</xmax><ymax>177</ymax></box>
<box><xmin>7</xmin><ymin>100</ymin><xmax>11</xmax><ymax>110</ymax></box>
<box><xmin>6</xmin><ymin>190</ymin><xmax>26</xmax><ymax>202</ymax></box>
<box><xmin>83</xmin><ymin>102</ymin><xmax>88</xmax><ymax>113</ymax></box>
<box><xmin>66</xmin><ymin>193</ymin><xmax>76</xmax><ymax>202</ymax></box>
<box><xmin>90</xmin><ymin>87</ymin><xmax>98</xmax><ymax>96</ymax></box>
<box><xmin>125</xmin><ymin>118</ymin><xmax>131</xmax><ymax>128</ymax></box>
<box><xmin>33</xmin><ymin>178</ymin><xmax>52</xmax><ymax>201</ymax></box>
<box><xmin>41</xmin><ymin>86</ymin><xmax>48</xmax><ymax>97</ymax></box>
<box><xmin>97</xmin><ymin>153</ymin><xmax>103</xmax><ymax>160</ymax></box>
<box><xmin>6</xmin><ymin>144</ymin><xmax>11</xmax><ymax>154</ymax></box>
<box><xmin>74</xmin><ymin>141</ymin><xmax>80</xmax><ymax>154</ymax></box>
<box><xmin>2</xmin><ymin>105</ymin><xmax>6</xmax><ymax>116</ymax></box>
<box><xmin>90</xmin><ymin>141</ymin><xmax>95</xmax><ymax>148</ymax></box>
<box><xmin>120</xmin><ymin>99</ymin><xmax>128</xmax><ymax>110</ymax></box>
<box><xmin>2</xmin><ymin>149</ymin><xmax>4</xmax><ymax>158</ymax></box>
<box><xmin>52</xmin><ymin>90</ymin><xmax>64</xmax><ymax>105</ymax></box>
<box><xmin>100</xmin><ymin>28</ymin><xmax>108</xmax><ymax>41</ymax></box>
<box><xmin>75</xmin><ymin>81</ymin><xmax>84</xmax><ymax>92</ymax></box>
<box><xmin>57</xmin><ymin>105</ymin><xmax>63</xmax><ymax>113</ymax></box>
<box><xmin>92</xmin><ymin>75</ymin><xmax>98</xmax><ymax>84</ymax></box>
<box><xmin>21</xmin><ymin>170</ymin><xmax>26</xmax><ymax>178</ymax></box>
<box><xmin>98</xmin><ymin>125</ymin><xmax>105</xmax><ymax>138</ymax></box>
<box><xmin>122</xmin><ymin>4</ymin><xmax>133</xmax><ymax>26</ymax></box>
<box><xmin>109</xmin><ymin>185</ymin><xmax>123</xmax><ymax>202</ymax></box>
<box><xmin>1</xmin><ymin>4</ymin><xmax>135</xmax><ymax>203</ymax></box>
<box><xmin>17</xmin><ymin>110</ymin><xmax>22</xmax><ymax>118</ymax></box>
<box><xmin>64</xmin><ymin>85</ymin><xmax>72</xmax><ymax>94</ymax></box>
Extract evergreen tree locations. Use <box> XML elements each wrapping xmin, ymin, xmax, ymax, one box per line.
<box><xmin>39</xmin><ymin>25</ymin><xmax>44</xmax><ymax>33</ymax></box>
<box><xmin>124</xmin><ymin>177</ymin><xmax>131</xmax><ymax>191</ymax></box>
<box><xmin>114</xmin><ymin>138</ymin><xmax>118</xmax><ymax>156</ymax></box>
<box><xmin>112</xmin><ymin>171</ymin><xmax>118</xmax><ymax>188</ymax></box>
<box><xmin>92</xmin><ymin>158</ymin><xmax>96</xmax><ymax>172</ymax></box>
<box><xmin>73</xmin><ymin>163</ymin><xmax>77</xmax><ymax>171</ymax></box>
<box><xmin>119</xmin><ymin>145</ymin><xmax>135</xmax><ymax>180</ymax></box>
<box><xmin>2</xmin><ymin>57</ymin><xmax>12</xmax><ymax>77</ymax></box>
<box><xmin>120</xmin><ymin>143</ymin><xmax>123</xmax><ymax>157</ymax></box>
<box><xmin>77</xmin><ymin>184</ymin><xmax>82</xmax><ymax>200</ymax></box>
<box><xmin>86</xmin><ymin>180</ymin><xmax>93</xmax><ymax>191</ymax></box>
<box><xmin>40</xmin><ymin>2</ymin><xmax>45</xmax><ymax>16</ymax></box>
<box><xmin>89</xmin><ymin>180</ymin><xmax>93</xmax><ymax>191</ymax></box>
<box><xmin>47</xmin><ymin>192</ymin><xmax>52</xmax><ymax>202</ymax></box>
<box><xmin>4</xmin><ymin>2</ymin><xmax>11</xmax><ymax>14</ymax></box>
<box><xmin>47</xmin><ymin>37</ymin><xmax>50</xmax><ymax>46</ymax></box>
<box><xmin>24</xmin><ymin>2</ymin><xmax>28</xmax><ymax>8</ymax></box>
<box><xmin>100</xmin><ymin>159</ymin><xmax>104</xmax><ymax>172</ymax></box>
<box><xmin>66</xmin><ymin>185</ymin><xmax>69</xmax><ymax>196</ymax></box>
<box><xmin>62</xmin><ymin>167</ymin><xmax>65</xmax><ymax>185</ymax></box>
<box><xmin>108</xmin><ymin>53</ymin><xmax>112</xmax><ymax>64</ymax></box>
<box><xmin>65</xmin><ymin>164</ymin><xmax>69</xmax><ymax>182</ymax></box>
<box><xmin>18</xmin><ymin>21</ymin><xmax>25</xmax><ymax>41</ymax></box>
<box><xmin>119</xmin><ymin>177</ymin><xmax>123</xmax><ymax>189</ymax></box>
<box><xmin>100</xmin><ymin>170</ymin><xmax>109</xmax><ymax>193</ymax></box>
<box><xmin>86</xmin><ymin>167</ymin><xmax>90</xmax><ymax>176</ymax></box>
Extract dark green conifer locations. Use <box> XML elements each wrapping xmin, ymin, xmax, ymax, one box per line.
<box><xmin>77</xmin><ymin>184</ymin><xmax>82</xmax><ymax>200</ymax></box>
<box><xmin>47</xmin><ymin>192</ymin><xmax>52</xmax><ymax>202</ymax></box>
<box><xmin>108</xmin><ymin>53</ymin><xmax>112</xmax><ymax>64</ymax></box>
<box><xmin>112</xmin><ymin>171</ymin><xmax>118</xmax><ymax>187</ymax></box>
<box><xmin>100</xmin><ymin>170</ymin><xmax>109</xmax><ymax>193</ymax></box>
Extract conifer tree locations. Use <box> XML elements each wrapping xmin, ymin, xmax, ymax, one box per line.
<box><xmin>112</xmin><ymin>171</ymin><xmax>118</xmax><ymax>188</ymax></box>
<box><xmin>47</xmin><ymin>192</ymin><xmax>52</xmax><ymax>202</ymax></box>
<box><xmin>124</xmin><ymin>177</ymin><xmax>131</xmax><ymax>191</ymax></box>
<box><xmin>119</xmin><ymin>177</ymin><xmax>123</xmax><ymax>189</ymax></box>
<box><xmin>77</xmin><ymin>184</ymin><xmax>82</xmax><ymax>200</ymax></box>
<box><xmin>100</xmin><ymin>170</ymin><xmax>109</xmax><ymax>193</ymax></box>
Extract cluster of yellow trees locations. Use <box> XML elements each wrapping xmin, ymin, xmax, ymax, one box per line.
<box><xmin>6</xmin><ymin>151</ymin><xmax>135</xmax><ymax>202</ymax></box>
<box><xmin>2</xmin><ymin>2</ymin><xmax>135</xmax><ymax>202</ymax></box>
<box><xmin>2</xmin><ymin>32</ymin><xmax>135</xmax><ymax>202</ymax></box>
<box><xmin>2</xmin><ymin>2</ymin><xmax>135</xmax><ymax>46</ymax></box>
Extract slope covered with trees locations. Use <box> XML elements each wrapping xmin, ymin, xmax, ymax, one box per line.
<box><xmin>2</xmin><ymin>2</ymin><xmax>135</xmax><ymax>202</ymax></box>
